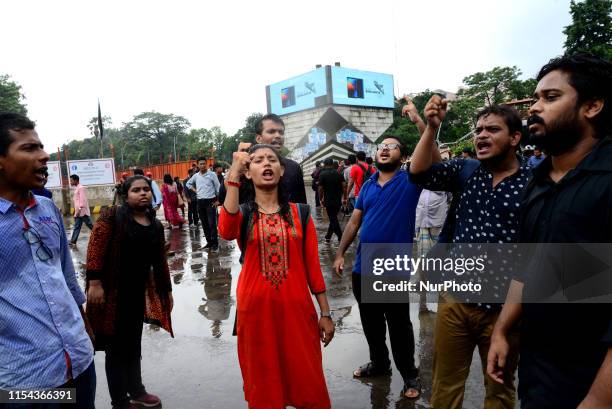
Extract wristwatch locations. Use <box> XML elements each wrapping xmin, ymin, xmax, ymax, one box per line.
<box><xmin>320</xmin><ymin>311</ymin><xmax>333</xmax><ymax>319</ymax></box>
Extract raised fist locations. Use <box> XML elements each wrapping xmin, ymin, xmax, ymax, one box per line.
<box><xmin>230</xmin><ymin>151</ymin><xmax>251</xmax><ymax>176</ymax></box>
<box><xmin>424</xmin><ymin>95</ymin><xmax>448</xmax><ymax>129</ymax></box>
<box><xmin>401</xmin><ymin>95</ymin><xmax>421</xmax><ymax>124</ymax></box>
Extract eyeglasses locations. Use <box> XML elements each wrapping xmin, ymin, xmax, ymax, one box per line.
<box><xmin>23</xmin><ymin>227</ymin><xmax>54</xmax><ymax>262</ymax></box>
<box><xmin>377</xmin><ymin>143</ymin><xmax>400</xmax><ymax>151</ymax></box>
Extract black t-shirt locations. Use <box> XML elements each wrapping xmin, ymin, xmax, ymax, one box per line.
<box><xmin>517</xmin><ymin>138</ymin><xmax>612</xmax><ymax>408</ymax></box>
<box><xmin>281</xmin><ymin>158</ymin><xmax>307</xmax><ymax>204</ymax></box>
<box><xmin>318</xmin><ymin>168</ymin><xmax>344</xmax><ymax>207</ymax></box>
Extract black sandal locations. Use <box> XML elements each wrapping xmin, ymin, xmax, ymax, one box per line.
<box><xmin>401</xmin><ymin>377</ymin><xmax>422</xmax><ymax>399</ymax></box>
<box><xmin>353</xmin><ymin>362</ymin><xmax>392</xmax><ymax>378</ymax></box>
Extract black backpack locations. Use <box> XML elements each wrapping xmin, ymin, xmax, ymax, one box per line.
<box><xmin>357</xmin><ymin>163</ymin><xmax>374</xmax><ymax>185</ymax></box>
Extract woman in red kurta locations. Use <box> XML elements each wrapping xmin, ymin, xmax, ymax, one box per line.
<box><xmin>219</xmin><ymin>144</ymin><xmax>335</xmax><ymax>409</ymax></box>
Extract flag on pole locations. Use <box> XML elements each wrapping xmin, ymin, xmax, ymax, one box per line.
<box><xmin>97</xmin><ymin>100</ymin><xmax>105</xmax><ymax>140</ymax></box>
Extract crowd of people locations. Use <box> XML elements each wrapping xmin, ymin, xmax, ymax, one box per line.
<box><xmin>0</xmin><ymin>53</ymin><xmax>610</xmax><ymax>409</ymax></box>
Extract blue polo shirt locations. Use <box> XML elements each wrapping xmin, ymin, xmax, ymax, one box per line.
<box><xmin>353</xmin><ymin>169</ymin><xmax>422</xmax><ymax>274</ymax></box>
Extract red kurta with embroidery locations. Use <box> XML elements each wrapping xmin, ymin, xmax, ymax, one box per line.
<box><xmin>219</xmin><ymin>203</ymin><xmax>330</xmax><ymax>409</ymax></box>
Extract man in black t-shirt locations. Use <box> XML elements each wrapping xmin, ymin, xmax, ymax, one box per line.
<box><xmin>488</xmin><ymin>53</ymin><xmax>612</xmax><ymax>409</ymax></box>
<box><xmin>318</xmin><ymin>157</ymin><xmax>346</xmax><ymax>243</ymax></box>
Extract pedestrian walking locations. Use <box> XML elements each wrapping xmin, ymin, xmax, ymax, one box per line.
<box><xmin>69</xmin><ymin>174</ymin><xmax>93</xmax><ymax>246</ymax></box>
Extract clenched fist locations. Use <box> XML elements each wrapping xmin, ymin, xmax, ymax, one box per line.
<box><xmin>424</xmin><ymin>95</ymin><xmax>448</xmax><ymax>129</ymax></box>
<box><xmin>229</xmin><ymin>151</ymin><xmax>251</xmax><ymax>179</ymax></box>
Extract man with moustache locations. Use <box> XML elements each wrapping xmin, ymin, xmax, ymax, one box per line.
<box><xmin>334</xmin><ymin>136</ymin><xmax>422</xmax><ymax>399</ymax></box>
<box><xmin>488</xmin><ymin>53</ymin><xmax>612</xmax><ymax>409</ymax></box>
<box><xmin>0</xmin><ymin>113</ymin><xmax>96</xmax><ymax>407</ymax></box>
<box><xmin>410</xmin><ymin>96</ymin><xmax>529</xmax><ymax>409</ymax></box>
<box><xmin>254</xmin><ymin>114</ymin><xmax>307</xmax><ymax>204</ymax></box>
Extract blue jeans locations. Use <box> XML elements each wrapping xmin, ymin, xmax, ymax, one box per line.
<box><xmin>1</xmin><ymin>361</ymin><xmax>96</xmax><ymax>409</ymax></box>
<box><xmin>70</xmin><ymin>216</ymin><xmax>93</xmax><ymax>244</ymax></box>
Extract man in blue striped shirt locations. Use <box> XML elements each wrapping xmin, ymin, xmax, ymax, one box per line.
<box><xmin>0</xmin><ymin>113</ymin><xmax>95</xmax><ymax>408</ymax></box>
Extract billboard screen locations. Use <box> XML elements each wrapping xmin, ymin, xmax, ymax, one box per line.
<box><xmin>45</xmin><ymin>161</ymin><xmax>62</xmax><ymax>188</ymax></box>
<box><xmin>66</xmin><ymin>158</ymin><xmax>116</xmax><ymax>186</ymax></box>
<box><xmin>268</xmin><ymin>68</ymin><xmax>327</xmax><ymax>115</ymax></box>
<box><xmin>331</xmin><ymin>67</ymin><xmax>394</xmax><ymax>108</ymax></box>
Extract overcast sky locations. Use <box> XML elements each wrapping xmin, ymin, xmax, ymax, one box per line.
<box><xmin>2</xmin><ymin>0</ymin><xmax>572</xmax><ymax>153</ymax></box>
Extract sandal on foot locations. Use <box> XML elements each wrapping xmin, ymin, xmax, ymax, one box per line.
<box><xmin>401</xmin><ymin>377</ymin><xmax>422</xmax><ymax>399</ymax></box>
<box><xmin>353</xmin><ymin>362</ymin><xmax>392</xmax><ymax>378</ymax></box>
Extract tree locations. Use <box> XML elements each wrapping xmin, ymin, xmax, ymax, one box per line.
<box><xmin>87</xmin><ymin>115</ymin><xmax>113</xmax><ymax>139</ymax></box>
<box><xmin>0</xmin><ymin>74</ymin><xmax>27</xmax><ymax>115</ymax></box>
<box><xmin>459</xmin><ymin>66</ymin><xmax>527</xmax><ymax>106</ymax></box>
<box><xmin>564</xmin><ymin>0</ymin><xmax>612</xmax><ymax>59</ymax></box>
<box><xmin>381</xmin><ymin>91</ymin><xmax>434</xmax><ymax>152</ymax></box>
<box><xmin>233</xmin><ymin>113</ymin><xmax>263</xmax><ymax>143</ymax></box>
<box><xmin>123</xmin><ymin>112</ymin><xmax>191</xmax><ymax>163</ymax></box>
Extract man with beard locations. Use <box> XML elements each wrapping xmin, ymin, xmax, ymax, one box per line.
<box><xmin>334</xmin><ymin>136</ymin><xmax>423</xmax><ymax>399</ymax></box>
<box><xmin>254</xmin><ymin>114</ymin><xmax>307</xmax><ymax>204</ymax></box>
<box><xmin>410</xmin><ymin>96</ymin><xmax>529</xmax><ymax>409</ymax></box>
<box><xmin>488</xmin><ymin>53</ymin><xmax>612</xmax><ymax>409</ymax></box>
<box><xmin>0</xmin><ymin>113</ymin><xmax>96</xmax><ymax>407</ymax></box>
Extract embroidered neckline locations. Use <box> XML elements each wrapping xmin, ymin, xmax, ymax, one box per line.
<box><xmin>257</xmin><ymin>212</ymin><xmax>288</xmax><ymax>289</ymax></box>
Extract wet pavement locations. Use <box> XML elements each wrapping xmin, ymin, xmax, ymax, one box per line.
<box><xmin>67</xmin><ymin>191</ymin><xmax>491</xmax><ymax>409</ymax></box>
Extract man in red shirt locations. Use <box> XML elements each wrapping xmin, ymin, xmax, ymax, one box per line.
<box><xmin>347</xmin><ymin>151</ymin><xmax>373</xmax><ymax>199</ymax></box>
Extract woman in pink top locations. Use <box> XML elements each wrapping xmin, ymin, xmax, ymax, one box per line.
<box><xmin>69</xmin><ymin>174</ymin><xmax>93</xmax><ymax>245</ymax></box>
<box><xmin>161</xmin><ymin>174</ymin><xmax>186</xmax><ymax>228</ymax></box>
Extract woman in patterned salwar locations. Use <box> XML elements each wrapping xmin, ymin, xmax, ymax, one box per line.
<box><xmin>219</xmin><ymin>144</ymin><xmax>335</xmax><ymax>409</ymax></box>
<box><xmin>86</xmin><ymin>175</ymin><xmax>174</xmax><ymax>409</ymax></box>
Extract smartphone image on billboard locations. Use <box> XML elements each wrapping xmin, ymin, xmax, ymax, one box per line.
<box><xmin>347</xmin><ymin>77</ymin><xmax>364</xmax><ymax>99</ymax></box>
<box><xmin>281</xmin><ymin>86</ymin><xmax>296</xmax><ymax>108</ymax></box>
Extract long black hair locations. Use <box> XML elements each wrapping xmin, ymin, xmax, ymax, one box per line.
<box><xmin>242</xmin><ymin>144</ymin><xmax>294</xmax><ymax>229</ymax></box>
<box><xmin>118</xmin><ymin>175</ymin><xmax>156</xmax><ymax>229</ymax></box>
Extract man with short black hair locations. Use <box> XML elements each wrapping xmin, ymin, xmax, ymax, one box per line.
<box><xmin>318</xmin><ymin>157</ymin><xmax>346</xmax><ymax>243</ymax></box>
<box><xmin>410</xmin><ymin>96</ymin><xmax>530</xmax><ymax>409</ymax></box>
<box><xmin>488</xmin><ymin>53</ymin><xmax>612</xmax><ymax>409</ymax></box>
<box><xmin>347</xmin><ymin>151</ymin><xmax>372</xmax><ymax>201</ymax></box>
<box><xmin>0</xmin><ymin>113</ymin><xmax>96</xmax><ymax>407</ymax></box>
<box><xmin>186</xmin><ymin>157</ymin><xmax>220</xmax><ymax>250</ymax></box>
<box><xmin>254</xmin><ymin>114</ymin><xmax>307</xmax><ymax>204</ymax></box>
<box><xmin>334</xmin><ymin>136</ymin><xmax>422</xmax><ymax>399</ymax></box>
<box><xmin>183</xmin><ymin>168</ymin><xmax>199</xmax><ymax>228</ymax></box>
<box><xmin>461</xmin><ymin>147</ymin><xmax>475</xmax><ymax>159</ymax></box>
<box><xmin>527</xmin><ymin>147</ymin><xmax>545</xmax><ymax>168</ymax></box>
<box><xmin>69</xmin><ymin>174</ymin><xmax>94</xmax><ymax>246</ymax></box>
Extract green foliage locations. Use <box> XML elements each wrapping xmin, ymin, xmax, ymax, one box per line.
<box><xmin>0</xmin><ymin>74</ymin><xmax>27</xmax><ymax>115</ymax></box>
<box><xmin>458</xmin><ymin>66</ymin><xmax>532</xmax><ymax>106</ymax></box>
<box><xmin>233</xmin><ymin>112</ymin><xmax>263</xmax><ymax>143</ymax></box>
<box><xmin>59</xmin><ymin>111</ymin><xmax>262</xmax><ymax>170</ymax></box>
<box><xmin>381</xmin><ymin>91</ymin><xmax>434</xmax><ymax>152</ymax></box>
<box><xmin>450</xmin><ymin>139</ymin><xmax>475</xmax><ymax>156</ymax></box>
<box><xmin>564</xmin><ymin>0</ymin><xmax>612</xmax><ymax>59</ymax></box>
<box><xmin>383</xmin><ymin>67</ymin><xmax>536</xmax><ymax>155</ymax></box>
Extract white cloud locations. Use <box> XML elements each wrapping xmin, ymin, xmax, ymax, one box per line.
<box><xmin>1</xmin><ymin>0</ymin><xmax>571</xmax><ymax>153</ymax></box>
